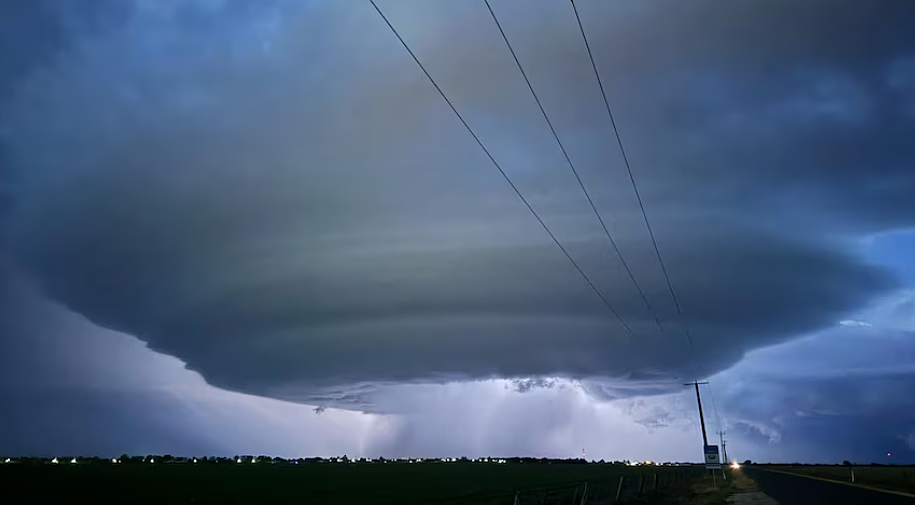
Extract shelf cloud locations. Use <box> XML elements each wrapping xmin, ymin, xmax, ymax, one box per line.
<box><xmin>1</xmin><ymin>0</ymin><xmax>913</xmax><ymax>409</ymax></box>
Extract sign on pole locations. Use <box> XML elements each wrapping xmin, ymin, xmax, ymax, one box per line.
<box><xmin>704</xmin><ymin>445</ymin><xmax>721</xmax><ymax>469</ymax></box>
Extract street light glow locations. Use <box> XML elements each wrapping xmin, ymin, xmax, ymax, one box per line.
<box><xmin>731</xmin><ymin>461</ymin><xmax>740</xmax><ymax>469</ymax></box>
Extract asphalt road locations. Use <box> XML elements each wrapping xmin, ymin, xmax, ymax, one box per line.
<box><xmin>743</xmin><ymin>467</ymin><xmax>915</xmax><ymax>505</ymax></box>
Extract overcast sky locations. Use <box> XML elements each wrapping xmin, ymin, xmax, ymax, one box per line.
<box><xmin>1</xmin><ymin>0</ymin><xmax>914</xmax><ymax>463</ymax></box>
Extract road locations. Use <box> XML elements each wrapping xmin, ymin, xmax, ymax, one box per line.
<box><xmin>743</xmin><ymin>467</ymin><xmax>915</xmax><ymax>505</ymax></box>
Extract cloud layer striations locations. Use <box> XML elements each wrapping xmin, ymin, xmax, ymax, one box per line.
<box><xmin>2</xmin><ymin>0</ymin><xmax>913</xmax><ymax>408</ymax></box>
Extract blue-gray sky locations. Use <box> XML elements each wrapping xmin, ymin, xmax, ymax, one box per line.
<box><xmin>1</xmin><ymin>0</ymin><xmax>914</xmax><ymax>463</ymax></box>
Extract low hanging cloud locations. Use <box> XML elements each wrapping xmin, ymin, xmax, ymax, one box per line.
<box><xmin>1</xmin><ymin>0</ymin><xmax>913</xmax><ymax>409</ymax></box>
<box><xmin>700</xmin><ymin>290</ymin><xmax>915</xmax><ymax>462</ymax></box>
<box><xmin>0</xmin><ymin>259</ymin><xmax>376</xmax><ymax>457</ymax></box>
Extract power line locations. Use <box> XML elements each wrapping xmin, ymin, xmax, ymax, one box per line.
<box><xmin>571</xmin><ymin>0</ymin><xmax>729</xmax><ymax>455</ymax></box>
<box><xmin>707</xmin><ymin>380</ymin><xmax>725</xmax><ymax>443</ymax></box>
<box><xmin>570</xmin><ymin>1</ymin><xmax>695</xmax><ymax>349</ymax></box>
<box><xmin>483</xmin><ymin>0</ymin><xmax>662</xmax><ymax>331</ymax></box>
<box><xmin>369</xmin><ymin>0</ymin><xmax>632</xmax><ymax>335</ymax></box>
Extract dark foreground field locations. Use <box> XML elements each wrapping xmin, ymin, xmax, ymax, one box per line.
<box><xmin>0</xmin><ymin>461</ymin><xmax>705</xmax><ymax>504</ymax></box>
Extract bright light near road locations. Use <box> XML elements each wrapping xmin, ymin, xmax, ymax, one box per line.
<box><xmin>731</xmin><ymin>461</ymin><xmax>740</xmax><ymax>469</ymax></box>
<box><xmin>70</xmin><ymin>458</ymin><xmax>77</xmax><ymax>464</ymax></box>
<box><xmin>52</xmin><ymin>458</ymin><xmax>59</xmax><ymax>464</ymax></box>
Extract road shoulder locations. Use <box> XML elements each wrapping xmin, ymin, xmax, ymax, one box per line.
<box><xmin>726</xmin><ymin>468</ymin><xmax>778</xmax><ymax>505</ymax></box>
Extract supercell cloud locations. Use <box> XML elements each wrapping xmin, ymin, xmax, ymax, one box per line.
<box><xmin>1</xmin><ymin>0</ymin><xmax>914</xmax><ymax>409</ymax></box>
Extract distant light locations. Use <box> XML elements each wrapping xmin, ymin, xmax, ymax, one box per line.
<box><xmin>52</xmin><ymin>458</ymin><xmax>59</xmax><ymax>464</ymax></box>
<box><xmin>150</xmin><ymin>459</ymin><xmax>154</xmax><ymax>463</ymax></box>
<box><xmin>731</xmin><ymin>461</ymin><xmax>740</xmax><ymax>469</ymax></box>
<box><xmin>71</xmin><ymin>458</ymin><xmax>77</xmax><ymax>464</ymax></box>
<box><xmin>645</xmin><ymin>461</ymin><xmax>652</xmax><ymax>465</ymax></box>
<box><xmin>887</xmin><ymin>452</ymin><xmax>892</xmax><ymax>457</ymax></box>
<box><xmin>251</xmin><ymin>458</ymin><xmax>256</xmax><ymax>464</ymax></box>
<box><xmin>111</xmin><ymin>458</ymin><xmax>119</xmax><ymax>464</ymax></box>
<box><xmin>3</xmin><ymin>458</ymin><xmax>10</xmax><ymax>463</ymax></box>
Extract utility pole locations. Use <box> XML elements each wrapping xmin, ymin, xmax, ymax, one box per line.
<box><xmin>685</xmin><ymin>381</ymin><xmax>710</xmax><ymax>446</ymax></box>
<box><xmin>717</xmin><ymin>431</ymin><xmax>728</xmax><ymax>464</ymax></box>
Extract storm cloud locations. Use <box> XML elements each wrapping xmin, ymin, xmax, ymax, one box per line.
<box><xmin>710</xmin><ymin>291</ymin><xmax>915</xmax><ymax>462</ymax></box>
<box><xmin>1</xmin><ymin>0</ymin><xmax>913</xmax><ymax>409</ymax></box>
<box><xmin>0</xmin><ymin>259</ymin><xmax>376</xmax><ymax>457</ymax></box>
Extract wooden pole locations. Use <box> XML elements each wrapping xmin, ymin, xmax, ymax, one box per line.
<box><xmin>685</xmin><ymin>382</ymin><xmax>710</xmax><ymax>446</ymax></box>
<box><xmin>614</xmin><ymin>476</ymin><xmax>624</xmax><ymax>503</ymax></box>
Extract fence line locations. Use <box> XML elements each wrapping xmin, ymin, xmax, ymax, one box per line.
<box><xmin>433</xmin><ymin>468</ymin><xmax>703</xmax><ymax>505</ymax></box>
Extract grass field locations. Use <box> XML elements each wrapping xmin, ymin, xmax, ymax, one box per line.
<box><xmin>770</xmin><ymin>465</ymin><xmax>915</xmax><ymax>494</ymax></box>
<box><xmin>0</xmin><ymin>461</ymin><xmax>706</xmax><ymax>504</ymax></box>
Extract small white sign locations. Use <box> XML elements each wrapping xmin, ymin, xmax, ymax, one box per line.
<box><xmin>704</xmin><ymin>445</ymin><xmax>721</xmax><ymax>469</ymax></box>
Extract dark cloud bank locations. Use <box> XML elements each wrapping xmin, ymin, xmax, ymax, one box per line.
<box><xmin>1</xmin><ymin>0</ymin><xmax>914</xmax><ymax>410</ymax></box>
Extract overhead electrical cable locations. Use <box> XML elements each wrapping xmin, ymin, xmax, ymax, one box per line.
<box><xmin>369</xmin><ymin>0</ymin><xmax>632</xmax><ymax>336</ymax></box>
<box><xmin>570</xmin><ymin>0</ymin><xmax>696</xmax><ymax>350</ymax></box>
<box><xmin>484</xmin><ymin>0</ymin><xmax>663</xmax><ymax>331</ymax></box>
<box><xmin>570</xmin><ymin>0</ymin><xmax>725</xmax><ymax>431</ymax></box>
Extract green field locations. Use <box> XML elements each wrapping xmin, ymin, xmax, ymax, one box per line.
<box><xmin>771</xmin><ymin>465</ymin><xmax>915</xmax><ymax>494</ymax></box>
<box><xmin>1</xmin><ymin>461</ymin><xmax>705</xmax><ymax>504</ymax></box>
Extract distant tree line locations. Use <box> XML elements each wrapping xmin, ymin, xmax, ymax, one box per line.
<box><xmin>0</xmin><ymin>455</ymin><xmax>654</xmax><ymax>466</ymax></box>
<box><xmin>4</xmin><ymin>456</ymin><xmax>909</xmax><ymax>467</ymax></box>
